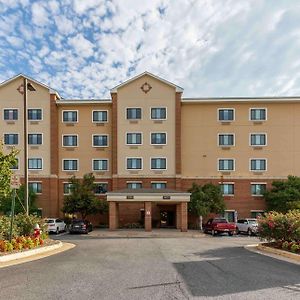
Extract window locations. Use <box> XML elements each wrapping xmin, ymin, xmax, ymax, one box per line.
<box><xmin>127</xmin><ymin>133</ymin><xmax>142</xmax><ymax>145</ymax></box>
<box><xmin>151</xmin><ymin>133</ymin><xmax>166</xmax><ymax>145</ymax></box>
<box><xmin>63</xmin><ymin>159</ymin><xmax>78</xmax><ymax>171</ymax></box>
<box><xmin>10</xmin><ymin>158</ymin><xmax>19</xmax><ymax>170</ymax></box>
<box><xmin>218</xmin><ymin>159</ymin><xmax>234</xmax><ymax>171</ymax></box>
<box><xmin>28</xmin><ymin>134</ymin><xmax>42</xmax><ymax>145</ymax></box>
<box><xmin>250</xmin><ymin>134</ymin><xmax>266</xmax><ymax>146</ymax></box>
<box><xmin>4</xmin><ymin>134</ymin><xmax>18</xmax><ymax>145</ymax></box>
<box><xmin>93</xmin><ymin>159</ymin><xmax>108</xmax><ymax>171</ymax></box>
<box><xmin>151</xmin><ymin>182</ymin><xmax>167</xmax><ymax>189</ymax></box>
<box><xmin>28</xmin><ymin>109</ymin><xmax>42</xmax><ymax>120</ymax></box>
<box><xmin>151</xmin><ymin>107</ymin><xmax>166</xmax><ymax>120</ymax></box>
<box><xmin>93</xmin><ymin>111</ymin><xmax>108</xmax><ymax>123</ymax></box>
<box><xmin>63</xmin><ymin>183</ymin><xmax>73</xmax><ymax>195</ymax></box>
<box><xmin>218</xmin><ymin>134</ymin><xmax>234</xmax><ymax>146</ymax></box>
<box><xmin>250</xmin><ymin>108</ymin><xmax>266</xmax><ymax>121</ymax></box>
<box><xmin>63</xmin><ymin>111</ymin><xmax>77</xmax><ymax>122</ymax></box>
<box><xmin>250</xmin><ymin>159</ymin><xmax>266</xmax><ymax>171</ymax></box>
<box><xmin>218</xmin><ymin>109</ymin><xmax>234</xmax><ymax>121</ymax></box>
<box><xmin>151</xmin><ymin>158</ymin><xmax>167</xmax><ymax>170</ymax></box>
<box><xmin>251</xmin><ymin>211</ymin><xmax>264</xmax><ymax>218</ymax></box>
<box><xmin>251</xmin><ymin>183</ymin><xmax>266</xmax><ymax>196</ymax></box>
<box><xmin>4</xmin><ymin>109</ymin><xmax>18</xmax><ymax>120</ymax></box>
<box><xmin>127</xmin><ymin>158</ymin><xmax>142</xmax><ymax>170</ymax></box>
<box><xmin>127</xmin><ymin>182</ymin><xmax>142</xmax><ymax>189</ymax></box>
<box><xmin>63</xmin><ymin>135</ymin><xmax>78</xmax><ymax>147</ymax></box>
<box><xmin>220</xmin><ymin>183</ymin><xmax>234</xmax><ymax>195</ymax></box>
<box><xmin>93</xmin><ymin>135</ymin><xmax>108</xmax><ymax>147</ymax></box>
<box><xmin>29</xmin><ymin>182</ymin><xmax>42</xmax><ymax>194</ymax></box>
<box><xmin>94</xmin><ymin>183</ymin><xmax>108</xmax><ymax>194</ymax></box>
<box><xmin>28</xmin><ymin>158</ymin><xmax>42</xmax><ymax>170</ymax></box>
<box><xmin>126</xmin><ymin>108</ymin><xmax>141</xmax><ymax>120</ymax></box>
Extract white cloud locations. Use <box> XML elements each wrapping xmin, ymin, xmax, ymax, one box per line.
<box><xmin>31</xmin><ymin>2</ymin><xmax>49</xmax><ymax>26</ymax></box>
<box><xmin>68</xmin><ymin>33</ymin><xmax>95</xmax><ymax>58</ymax></box>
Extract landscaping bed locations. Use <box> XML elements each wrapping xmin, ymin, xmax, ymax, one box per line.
<box><xmin>260</xmin><ymin>241</ymin><xmax>300</xmax><ymax>255</ymax></box>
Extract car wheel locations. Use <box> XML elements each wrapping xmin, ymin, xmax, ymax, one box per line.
<box><xmin>212</xmin><ymin>229</ymin><xmax>216</xmax><ymax>236</ymax></box>
<box><xmin>56</xmin><ymin>227</ymin><xmax>59</xmax><ymax>234</ymax></box>
<box><xmin>228</xmin><ymin>231</ymin><xmax>233</xmax><ymax>236</ymax></box>
<box><xmin>247</xmin><ymin>228</ymin><xmax>252</xmax><ymax>236</ymax></box>
<box><xmin>64</xmin><ymin>225</ymin><xmax>67</xmax><ymax>232</ymax></box>
<box><xmin>236</xmin><ymin>228</ymin><xmax>240</xmax><ymax>235</ymax></box>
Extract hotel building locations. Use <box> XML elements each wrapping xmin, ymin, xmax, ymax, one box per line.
<box><xmin>0</xmin><ymin>72</ymin><xmax>298</xmax><ymax>231</ymax></box>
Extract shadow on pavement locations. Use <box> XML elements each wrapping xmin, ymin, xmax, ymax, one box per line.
<box><xmin>173</xmin><ymin>246</ymin><xmax>300</xmax><ymax>297</ymax></box>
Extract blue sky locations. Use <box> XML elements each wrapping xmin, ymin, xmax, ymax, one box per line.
<box><xmin>0</xmin><ymin>0</ymin><xmax>300</xmax><ymax>99</ymax></box>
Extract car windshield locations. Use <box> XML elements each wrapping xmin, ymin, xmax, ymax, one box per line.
<box><xmin>72</xmin><ymin>220</ymin><xmax>83</xmax><ymax>224</ymax></box>
<box><xmin>46</xmin><ymin>220</ymin><xmax>54</xmax><ymax>223</ymax></box>
<box><xmin>213</xmin><ymin>219</ymin><xmax>227</xmax><ymax>223</ymax></box>
<box><xmin>248</xmin><ymin>220</ymin><xmax>258</xmax><ymax>224</ymax></box>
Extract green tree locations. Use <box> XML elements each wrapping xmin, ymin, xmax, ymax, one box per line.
<box><xmin>264</xmin><ymin>176</ymin><xmax>300</xmax><ymax>212</ymax></box>
<box><xmin>188</xmin><ymin>183</ymin><xmax>226</xmax><ymax>230</ymax></box>
<box><xmin>0</xmin><ymin>142</ymin><xmax>19</xmax><ymax>198</ymax></box>
<box><xmin>62</xmin><ymin>173</ymin><xmax>108</xmax><ymax>219</ymax></box>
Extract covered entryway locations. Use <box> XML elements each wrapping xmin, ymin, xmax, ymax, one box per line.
<box><xmin>107</xmin><ymin>189</ymin><xmax>190</xmax><ymax>232</ymax></box>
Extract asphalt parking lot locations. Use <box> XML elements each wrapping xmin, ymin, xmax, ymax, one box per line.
<box><xmin>0</xmin><ymin>231</ymin><xmax>300</xmax><ymax>300</ymax></box>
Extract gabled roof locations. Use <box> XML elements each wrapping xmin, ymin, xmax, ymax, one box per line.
<box><xmin>110</xmin><ymin>71</ymin><xmax>184</xmax><ymax>93</ymax></box>
<box><xmin>0</xmin><ymin>73</ymin><xmax>61</xmax><ymax>99</ymax></box>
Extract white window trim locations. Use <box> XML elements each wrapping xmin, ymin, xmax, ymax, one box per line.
<box><xmin>150</xmin><ymin>132</ymin><xmax>167</xmax><ymax>145</ymax></box>
<box><xmin>92</xmin><ymin>158</ymin><xmax>109</xmax><ymax>171</ymax></box>
<box><xmin>28</xmin><ymin>133</ymin><xmax>43</xmax><ymax>145</ymax></box>
<box><xmin>28</xmin><ymin>181</ymin><xmax>42</xmax><ymax>194</ymax></box>
<box><xmin>3</xmin><ymin>108</ymin><xmax>18</xmax><ymax>121</ymax></box>
<box><xmin>250</xmin><ymin>182</ymin><xmax>267</xmax><ymax>197</ymax></box>
<box><xmin>62</xmin><ymin>110</ymin><xmax>79</xmax><ymax>123</ymax></box>
<box><xmin>125</xmin><ymin>132</ymin><xmax>143</xmax><ymax>145</ymax></box>
<box><xmin>94</xmin><ymin>182</ymin><xmax>109</xmax><ymax>194</ymax></box>
<box><xmin>249</xmin><ymin>158</ymin><xmax>267</xmax><ymax>172</ymax></box>
<box><xmin>92</xmin><ymin>110</ymin><xmax>108</xmax><ymax>123</ymax></box>
<box><xmin>62</xmin><ymin>134</ymin><xmax>79</xmax><ymax>147</ymax></box>
<box><xmin>150</xmin><ymin>157</ymin><xmax>167</xmax><ymax>170</ymax></box>
<box><xmin>28</xmin><ymin>108</ymin><xmax>43</xmax><ymax>121</ymax></box>
<box><xmin>63</xmin><ymin>182</ymin><xmax>73</xmax><ymax>195</ymax></box>
<box><xmin>151</xmin><ymin>181</ymin><xmax>167</xmax><ymax>189</ymax></box>
<box><xmin>92</xmin><ymin>134</ymin><xmax>109</xmax><ymax>147</ymax></box>
<box><xmin>217</xmin><ymin>133</ymin><xmax>235</xmax><ymax>147</ymax></box>
<box><xmin>249</xmin><ymin>133</ymin><xmax>267</xmax><ymax>147</ymax></box>
<box><xmin>62</xmin><ymin>159</ymin><xmax>79</xmax><ymax>171</ymax></box>
<box><xmin>126</xmin><ymin>157</ymin><xmax>143</xmax><ymax>170</ymax></box>
<box><xmin>150</xmin><ymin>107</ymin><xmax>167</xmax><ymax>120</ymax></box>
<box><xmin>125</xmin><ymin>107</ymin><xmax>142</xmax><ymax>120</ymax></box>
<box><xmin>249</xmin><ymin>108</ymin><xmax>267</xmax><ymax>121</ymax></box>
<box><xmin>126</xmin><ymin>181</ymin><xmax>143</xmax><ymax>188</ymax></box>
<box><xmin>217</xmin><ymin>158</ymin><xmax>235</xmax><ymax>172</ymax></box>
<box><xmin>217</xmin><ymin>108</ymin><xmax>235</xmax><ymax>122</ymax></box>
<box><xmin>28</xmin><ymin>157</ymin><xmax>43</xmax><ymax>170</ymax></box>
<box><xmin>3</xmin><ymin>133</ymin><xmax>19</xmax><ymax>145</ymax></box>
<box><xmin>219</xmin><ymin>182</ymin><xmax>235</xmax><ymax>196</ymax></box>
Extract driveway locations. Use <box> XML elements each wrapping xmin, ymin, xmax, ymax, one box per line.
<box><xmin>0</xmin><ymin>231</ymin><xmax>300</xmax><ymax>299</ymax></box>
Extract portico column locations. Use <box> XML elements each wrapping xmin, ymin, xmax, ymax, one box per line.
<box><xmin>176</xmin><ymin>204</ymin><xmax>181</xmax><ymax>229</ymax></box>
<box><xmin>144</xmin><ymin>202</ymin><xmax>152</xmax><ymax>232</ymax></box>
<box><xmin>180</xmin><ymin>202</ymin><xmax>188</xmax><ymax>232</ymax></box>
<box><xmin>109</xmin><ymin>202</ymin><xmax>119</xmax><ymax>230</ymax></box>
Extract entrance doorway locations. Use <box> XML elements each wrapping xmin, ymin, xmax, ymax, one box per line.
<box><xmin>160</xmin><ymin>210</ymin><xmax>175</xmax><ymax>228</ymax></box>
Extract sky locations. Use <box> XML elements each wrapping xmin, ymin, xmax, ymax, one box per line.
<box><xmin>0</xmin><ymin>0</ymin><xmax>300</xmax><ymax>99</ymax></box>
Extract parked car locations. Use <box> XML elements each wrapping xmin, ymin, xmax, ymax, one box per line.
<box><xmin>236</xmin><ymin>218</ymin><xmax>258</xmax><ymax>236</ymax></box>
<box><xmin>45</xmin><ymin>218</ymin><xmax>66</xmax><ymax>234</ymax></box>
<box><xmin>69</xmin><ymin>219</ymin><xmax>93</xmax><ymax>234</ymax></box>
<box><xmin>204</xmin><ymin>218</ymin><xmax>237</xmax><ymax>236</ymax></box>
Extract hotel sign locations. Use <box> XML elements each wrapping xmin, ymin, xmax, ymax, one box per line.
<box><xmin>126</xmin><ymin>195</ymin><xmax>134</xmax><ymax>199</ymax></box>
<box><xmin>163</xmin><ymin>195</ymin><xmax>171</xmax><ymax>200</ymax></box>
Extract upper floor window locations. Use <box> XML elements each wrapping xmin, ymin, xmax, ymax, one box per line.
<box><xmin>218</xmin><ymin>134</ymin><xmax>234</xmax><ymax>146</ymax></box>
<box><xmin>94</xmin><ymin>183</ymin><xmax>108</xmax><ymax>194</ymax></box>
<box><xmin>151</xmin><ymin>107</ymin><xmax>166</xmax><ymax>120</ymax></box>
<box><xmin>127</xmin><ymin>182</ymin><xmax>142</xmax><ymax>189</ymax></box>
<box><xmin>63</xmin><ymin>111</ymin><xmax>78</xmax><ymax>123</ymax></box>
<box><xmin>127</xmin><ymin>108</ymin><xmax>141</xmax><ymax>120</ymax></box>
<box><xmin>218</xmin><ymin>159</ymin><xmax>235</xmax><ymax>171</ymax></box>
<box><xmin>250</xmin><ymin>159</ymin><xmax>266</xmax><ymax>171</ymax></box>
<box><xmin>4</xmin><ymin>134</ymin><xmax>18</xmax><ymax>145</ymax></box>
<box><xmin>29</xmin><ymin>182</ymin><xmax>42</xmax><ymax>194</ymax></box>
<box><xmin>127</xmin><ymin>158</ymin><xmax>142</xmax><ymax>170</ymax></box>
<box><xmin>220</xmin><ymin>183</ymin><xmax>234</xmax><ymax>195</ymax></box>
<box><xmin>127</xmin><ymin>133</ymin><xmax>142</xmax><ymax>145</ymax></box>
<box><xmin>63</xmin><ymin>135</ymin><xmax>78</xmax><ymax>147</ymax></box>
<box><xmin>28</xmin><ymin>109</ymin><xmax>42</xmax><ymax>120</ymax></box>
<box><xmin>251</xmin><ymin>183</ymin><xmax>266</xmax><ymax>196</ymax></box>
<box><xmin>28</xmin><ymin>158</ymin><xmax>42</xmax><ymax>170</ymax></box>
<box><xmin>63</xmin><ymin>159</ymin><xmax>78</xmax><ymax>171</ymax></box>
<box><xmin>28</xmin><ymin>134</ymin><xmax>42</xmax><ymax>145</ymax></box>
<box><xmin>151</xmin><ymin>182</ymin><xmax>167</xmax><ymax>189</ymax></box>
<box><xmin>10</xmin><ymin>158</ymin><xmax>19</xmax><ymax>170</ymax></box>
<box><xmin>93</xmin><ymin>111</ymin><xmax>108</xmax><ymax>123</ymax></box>
<box><xmin>151</xmin><ymin>158</ymin><xmax>167</xmax><ymax>170</ymax></box>
<box><xmin>93</xmin><ymin>159</ymin><xmax>108</xmax><ymax>171</ymax></box>
<box><xmin>151</xmin><ymin>133</ymin><xmax>167</xmax><ymax>145</ymax></box>
<box><xmin>93</xmin><ymin>135</ymin><xmax>108</xmax><ymax>147</ymax></box>
<box><xmin>250</xmin><ymin>134</ymin><xmax>266</xmax><ymax>146</ymax></box>
<box><xmin>4</xmin><ymin>109</ymin><xmax>18</xmax><ymax>121</ymax></box>
<box><xmin>218</xmin><ymin>109</ymin><xmax>234</xmax><ymax>122</ymax></box>
<box><xmin>250</xmin><ymin>108</ymin><xmax>266</xmax><ymax>121</ymax></box>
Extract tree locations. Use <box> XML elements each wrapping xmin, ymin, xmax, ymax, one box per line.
<box><xmin>264</xmin><ymin>176</ymin><xmax>300</xmax><ymax>212</ymax></box>
<box><xmin>0</xmin><ymin>142</ymin><xmax>19</xmax><ymax>198</ymax></box>
<box><xmin>62</xmin><ymin>173</ymin><xmax>108</xmax><ymax>219</ymax></box>
<box><xmin>188</xmin><ymin>183</ymin><xmax>226</xmax><ymax>230</ymax></box>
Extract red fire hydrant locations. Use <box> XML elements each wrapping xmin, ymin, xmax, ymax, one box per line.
<box><xmin>34</xmin><ymin>224</ymin><xmax>41</xmax><ymax>238</ymax></box>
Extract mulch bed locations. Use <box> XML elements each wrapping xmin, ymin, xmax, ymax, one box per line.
<box><xmin>262</xmin><ymin>241</ymin><xmax>300</xmax><ymax>255</ymax></box>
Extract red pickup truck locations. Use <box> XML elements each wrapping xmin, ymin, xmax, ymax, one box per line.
<box><xmin>204</xmin><ymin>218</ymin><xmax>237</xmax><ymax>236</ymax></box>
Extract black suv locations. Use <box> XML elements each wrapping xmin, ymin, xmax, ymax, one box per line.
<box><xmin>69</xmin><ymin>219</ymin><xmax>93</xmax><ymax>234</ymax></box>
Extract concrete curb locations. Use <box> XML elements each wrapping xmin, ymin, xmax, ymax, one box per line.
<box><xmin>257</xmin><ymin>243</ymin><xmax>300</xmax><ymax>262</ymax></box>
<box><xmin>0</xmin><ymin>241</ymin><xmax>62</xmax><ymax>263</ymax></box>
